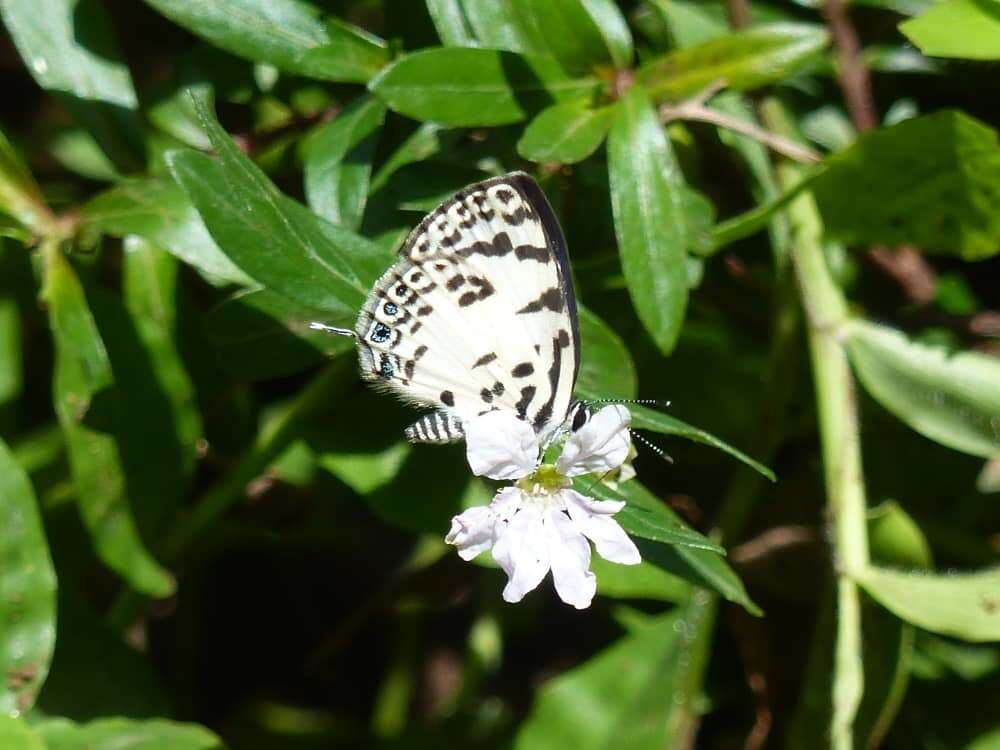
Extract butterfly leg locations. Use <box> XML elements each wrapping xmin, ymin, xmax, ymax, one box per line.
<box><xmin>405</xmin><ymin>412</ymin><xmax>465</xmax><ymax>444</ymax></box>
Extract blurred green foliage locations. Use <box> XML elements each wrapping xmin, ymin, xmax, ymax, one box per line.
<box><xmin>0</xmin><ymin>1</ymin><xmax>998</xmax><ymax>748</ymax></box>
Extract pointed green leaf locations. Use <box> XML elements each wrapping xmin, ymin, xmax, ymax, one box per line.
<box><xmin>370</xmin><ymin>48</ymin><xmax>599</xmax><ymax>127</ymax></box>
<box><xmin>846</xmin><ymin>319</ymin><xmax>1000</xmax><ymax>458</ymax></box>
<box><xmin>515</xmin><ymin>593</ymin><xmax>717</xmax><ymax>750</ymax></box>
<box><xmin>303</xmin><ymin>96</ymin><xmax>386</xmax><ymax>230</ymax></box>
<box><xmin>141</xmin><ymin>0</ymin><xmax>389</xmax><ymax>81</ymax></box>
<box><xmin>629</xmin><ymin>403</ymin><xmax>775</xmax><ymax>480</ymax></box>
<box><xmin>168</xmin><ymin>98</ymin><xmax>392</xmax><ymax>316</ymax></box>
<box><xmin>579</xmin><ymin>479</ymin><xmax>724</xmax><ymax>553</ymax></box>
<box><xmin>812</xmin><ymin>111</ymin><xmax>1000</xmax><ymax>260</ymax></box>
<box><xmin>0</xmin><ymin>437</ymin><xmax>56</xmax><ymax>718</ymax></box>
<box><xmin>44</xmin><ymin>247</ymin><xmax>174</xmax><ymax>598</ymax></box>
<box><xmin>81</xmin><ymin>177</ymin><xmax>253</xmax><ymax>286</ymax></box>
<box><xmin>515</xmin><ymin>0</ymin><xmax>632</xmax><ymax>72</ymax></box>
<box><xmin>900</xmin><ymin>0</ymin><xmax>1000</xmax><ymax>60</ymax></box>
<box><xmin>425</xmin><ymin>0</ymin><xmax>477</xmax><ymax>46</ymax></box>
<box><xmin>0</xmin><ymin>128</ymin><xmax>49</xmax><ymax>234</ymax></box>
<box><xmin>856</xmin><ymin>566</ymin><xmax>1000</xmax><ymax>642</ymax></box>
<box><xmin>608</xmin><ymin>86</ymin><xmax>688</xmax><ymax>353</ymax></box>
<box><xmin>636</xmin><ymin>23</ymin><xmax>829</xmax><ymax>102</ymax></box>
<box><xmin>1</xmin><ymin>0</ymin><xmax>144</xmax><ymax>171</ymax></box>
<box><xmin>517</xmin><ymin>101</ymin><xmax>613</xmax><ymax>164</ymax></box>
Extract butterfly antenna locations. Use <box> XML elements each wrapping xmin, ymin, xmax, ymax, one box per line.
<box><xmin>631</xmin><ymin>431</ymin><xmax>674</xmax><ymax>465</ymax></box>
<box><xmin>309</xmin><ymin>322</ymin><xmax>358</xmax><ymax>339</ymax></box>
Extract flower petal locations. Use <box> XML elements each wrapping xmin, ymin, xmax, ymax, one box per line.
<box><xmin>563</xmin><ymin>489</ymin><xmax>641</xmax><ymax>565</ymax></box>
<box><xmin>547</xmin><ymin>508</ymin><xmax>597</xmax><ymax>609</ymax></box>
<box><xmin>556</xmin><ymin>405</ymin><xmax>632</xmax><ymax>477</ymax></box>
<box><xmin>445</xmin><ymin>505</ymin><xmax>497</xmax><ymax>561</ymax></box>
<box><xmin>465</xmin><ymin>410</ymin><xmax>539</xmax><ymax>480</ymax></box>
<box><xmin>494</xmin><ymin>504</ymin><xmax>550</xmax><ymax>603</ymax></box>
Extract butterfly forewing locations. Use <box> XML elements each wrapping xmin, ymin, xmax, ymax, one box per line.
<box><xmin>356</xmin><ymin>173</ymin><xmax>579</xmax><ymax>442</ymax></box>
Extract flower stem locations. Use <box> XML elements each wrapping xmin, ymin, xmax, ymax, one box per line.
<box><xmin>760</xmin><ymin>97</ymin><xmax>869</xmax><ymax>750</ymax></box>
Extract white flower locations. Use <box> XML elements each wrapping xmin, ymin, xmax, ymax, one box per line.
<box><xmin>446</xmin><ymin>405</ymin><xmax>641</xmax><ymax>609</ymax></box>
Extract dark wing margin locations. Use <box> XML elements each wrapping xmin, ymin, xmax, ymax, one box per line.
<box><xmin>508</xmin><ymin>172</ymin><xmax>581</xmax><ymax>385</ymax></box>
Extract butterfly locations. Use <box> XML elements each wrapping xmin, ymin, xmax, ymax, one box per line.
<box><xmin>344</xmin><ymin>172</ymin><xmax>593</xmax><ymax>446</ymax></box>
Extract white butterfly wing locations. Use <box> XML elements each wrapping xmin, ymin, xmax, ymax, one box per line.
<box><xmin>355</xmin><ymin>173</ymin><xmax>580</xmax><ymax>442</ymax></box>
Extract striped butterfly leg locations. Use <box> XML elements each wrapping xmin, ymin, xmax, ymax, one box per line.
<box><xmin>405</xmin><ymin>412</ymin><xmax>466</xmax><ymax>444</ymax></box>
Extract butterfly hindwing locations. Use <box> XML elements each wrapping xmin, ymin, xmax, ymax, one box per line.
<box><xmin>356</xmin><ymin>173</ymin><xmax>580</xmax><ymax>442</ymax></box>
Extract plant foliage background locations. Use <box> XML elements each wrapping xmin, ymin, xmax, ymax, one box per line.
<box><xmin>0</xmin><ymin>0</ymin><xmax>999</xmax><ymax>748</ymax></box>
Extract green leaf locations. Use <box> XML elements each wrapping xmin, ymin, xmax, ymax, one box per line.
<box><xmin>514</xmin><ymin>593</ymin><xmax>717</xmax><ymax>750</ymax></box>
<box><xmin>206</xmin><ymin>288</ymin><xmax>354</xmax><ymax>380</ymax></box>
<box><xmin>635</xmin><ymin>23</ymin><xmax>829</xmax><ymax>102</ymax></box>
<box><xmin>34</xmin><ymin>717</ymin><xmax>222</xmax><ymax>750</ymax></box>
<box><xmin>856</xmin><ymin>565</ymin><xmax>1000</xmax><ymax>643</ymax></box>
<box><xmin>425</xmin><ymin>0</ymin><xmax>477</xmax><ymax>46</ymax></box>
<box><xmin>0</xmin><ymin>717</ymin><xmax>43</xmax><ymax>750</ymax></box>
<box><xmin>517</xmin><ymin>101</ymin><xmax>613</xmax><ymax>164</ymax></box>
<box><xmin>812</xmin><ymin>111</ymin><xmax>1000</xmax><ymax>260</ymax></box>
<box><xmin>458</xmin><ymin>1</ymin><xmax>548</xmax><ymax>55</ymax></box>
<box><xmin>141</xmin><ymin>0</ymin><xmax>389</xmax><ymax>82</ymax></box>
<box><xmin>608</xmin><ymin>86</ymin><xmax>688</xmax><ymax>354</ymax></box>
<box><xmin>303</xmin><ymin>96</ymin><xmax>386</xmax><ymax>230</ymax></box>
<box><xmin>121</xmin><ymin>238</ymin><xmax>203</xmax><ymax>482</ymax></box>
<box><xmin>576</xmin><ymin>306</ymin><xmax>638</xmax><ymax>400</ymax></box>
<box><xmin>868</xmin><ymin>500</ymin><xmax>933</xmax><ymax>570</ymax></box>
<box><xmin>369</xmin><ymin>48</ymin><xmax>599</xmax><ymax>127</ymax></box>
<box><xmin>605</xmin><ymin>481</ymin><xmax>759</xmax><ymax>613</ymax></box>
<box><xmin>168</xmin><ymin>98</ymin><xmax>392</xmax><ymax>316</ymax></box>
<box><xmin>1</xmin><ymin>0</ymin><xmax>144</xmax><ymax>171</ymax></box>
<box><xmin>576</xmin><ymin>0</ymin><xmax>634</xmax><ymax>68</ymax></box>
<box><xmin>0</xmin><ymin>128</ymin><xmax>49</xmax><ymax>234</ymax></box>
<box><xmin>0</xmin><ymin>438</ymin><xmax>56</xmax><ymax>718</ymax></box>
<box><xmin>81</xmin><ymin>177</ymin><xmax>253</xmax><ymax>286</ymax></box>
<box><xmin>845</xmin><ymin>319</ymin><xmax>1000</xmax><ymax>458</ymax></box>
<box><xmin>629</xmin><ymin>403</ymin><xmax>776</xmax><ymax>480</ymax></box>
<box><xmin>593</xmin><ymin>557</ymin><xmax>690</xmax><ymax>602</ymax></box>
<box><xmin>900</xmin><ymin>0</ymin><xmax>1000</xmax><ymax>60</ymax></box>
<box><xmin>579</xmin><ymin>480</ymin><xmax>724</xmax><ymax>553</ymax></box>
<box><xmin>515</xmin><ymin>0</ymin><xmax>632</xmax><ymax>72</ymax></box>
<box><xmin>44</xmin><ymin>246</ymin><xmax>174</xmax><ymax>598</ymax></box>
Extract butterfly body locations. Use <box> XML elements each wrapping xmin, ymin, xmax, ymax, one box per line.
<box><xmin>355</xmin><ymin>173</ymin><xmax>583</xmax><ymax>445</ymax></box>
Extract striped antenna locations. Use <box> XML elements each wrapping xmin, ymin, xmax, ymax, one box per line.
<box><xmin>631</xmin><ymin>431</ymin><xmax>674</xmax><ymax>465</ymax></box>
<box><xmin>309</xmin><ymin>322</ymin><xmax>357</xmax><ymax>339</ymax></box>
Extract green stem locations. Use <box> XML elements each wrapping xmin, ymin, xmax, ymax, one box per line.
<box><xmin>761</xmin><ymin>98</ymin><xmax>869</xmax><ymax>750</ymax></box>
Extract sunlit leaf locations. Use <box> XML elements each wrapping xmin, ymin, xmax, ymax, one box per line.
<box><xmin>846</xmin><ymin>319</ymin><xmax>1000</xmax><ymax>458</ymax></box>
<box><xmin>608</xmin><ymin>86</ymin><xmax>688</xmax><ymax>354</ymax></box>
<box><xmin>370</xmin><ymin>47</ymin><xmax>599</xmax><ymax>127</ymax></box>
<box><xmin>517</xmin><ymin>101</ymin><xmax>613</xmax><ymax>164</ymax></box>
<box><xmin>900</xmin><ymin>0</ymin><xmax>1000</xmax><ymax>60</ymax></box>
<box><xmin>0</xmin><ymin>437</ymin><xmax>56</xmax><ymax>718</ymax></box>
<box><xmin>141</xmin><ymin>0</ymin><xmax>389</xmax><ymax>82</ymax></box>
<box><xmin>812</xmin><ymin>111</ymin><xmax>1000</xmax><ymax>260</ymax></box>
<box><xmin>168</xmin><ymin>98</ymin><xmax>392</xmax><ymax>317</ymax></box>
<box><xmin>82</xmin><ymin>177</ymin><xmax>253</xmax><ymax>286</ymax></box>
<box><xmin>303</xmin><ymin>96</ymin><xmax>386</xmax><ymax>230</ymax></box>
<box><xmin>856</xmin><ymin>565</ymin><xmax>1000</xmax><ymax>642</ymax></box>
<box><xmin>635</xmin><ymin>23</ymin><xmax>828</xmax><ymax>102</ymax></box>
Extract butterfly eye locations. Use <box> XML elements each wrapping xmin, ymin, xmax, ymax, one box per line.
<box><xmin>571</xmin><ymin>405</ymin><xmax>589</xmax><ymax>432</ymax></box>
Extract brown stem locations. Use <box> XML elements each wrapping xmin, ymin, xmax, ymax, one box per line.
<box><xmin>660</xmin><ymin>100</ymin><xmax>822</xmax><ymax>164</ymax></box>
<box><xmin>823</xmin><ymin>0</ymin><xmax>878</xmax><ymax>132</ymax></box>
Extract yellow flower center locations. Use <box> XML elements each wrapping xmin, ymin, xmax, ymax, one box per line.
<box><xmin>515</xmin><ymin>463</ymin><xmax>570</xmax><ymax>495</ymax></box>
